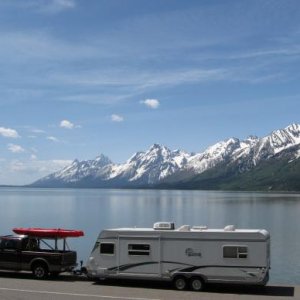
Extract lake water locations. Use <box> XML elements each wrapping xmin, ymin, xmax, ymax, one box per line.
<box><xmin>0</xmin><ymin>187</ymin><xmax>299</xmax><ymax>284</ymax></box>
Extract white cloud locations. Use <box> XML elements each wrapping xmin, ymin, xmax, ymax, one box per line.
<box><xmin>47</xmin><ymin>136</ymin><xmax>59</xmax><ymax>142</ymax></box>
<box><xmin>26</xmin><ymin>0</ymin><xmax>76</xmax><ymax>14</ymax></box>
<box><xmin>29</xmin><ymin>159</ymin><xmax>72</xmax><ymax>173</ymax></box>
<box><xmin>141</xmin><ymin>99</ymin><xmax>160</xmax><ymax>109</ymax></box>
<box><xmin>111</xmin><ymin>114</ymin><xmax>124</xmax><ymax>122</ymax></box>
<box><xmin>31</xmin><ymin>128</ymin><xmax>46</xmax><ymax>134</ymax></box>
<box><xmin>30</xmin><ymin>154</ymin><xmax>38</xmax><ymax>160</ymax></box>
<box><xmin>8</xmin><ymin>144</ymin><xmax>25</xmax><ymax>153</ymax></box>
<box><xmin>5</xmin><ymin>159</ymin><xmax>72</xmax><ymax>183</ymax></box>
<box><xmin>60</xmin><ymin>119</ymin><xmax>75</xmax><ymax>129</ymax></box>
<box><xmin>10</xmin><ymin>160</ymin><xmax>26</xmax><ymax>172</ymax></box>
<box><xmin>0</xmin><ymin>127</ymin><xmax>20</xmax><ymax>138</ymax></box>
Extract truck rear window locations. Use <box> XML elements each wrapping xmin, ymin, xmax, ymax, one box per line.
<box><xmin>0</xmin><ymin>239</ymin><xmax>18</xmax><ymax>250</ymax></box>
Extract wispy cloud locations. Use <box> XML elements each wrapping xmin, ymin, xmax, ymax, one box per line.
<box><xmin>140</xmin><ymin>99</ymin><xmax>160</xmax><ymax>109</ymax></box>
<box><xmin>49</xmin><ymin>67</ymin><xmax>229</xmax><ymax>106</ymax></box>
<box><xmin>1</xmin><ymin>10</ymin><xmax>299</xmax><ymax>109</ymax></box>
<box><xmin>47</xmin><ymin>136</ymin><xmax>59</xmax><ymax>142</ymax></box>
<box><xmin>31</xmin><ymin>128</ymin><xmax>46</xmax><ymax>134</ymax></box>
<box><xmin>54</xmin><ymin>68</ymin><xmax>228</xmax><ymax>89</ymax></box>
<box><xmin>23</xmin><ymin>0</ymin><xmax>76</xmax><ymax>14</ymax></box>
<box><xmin>0</xmin><ymin>31</ymin><xmax>96</xmax><ymax>68</ymax></box>
<box><xmin>111</xmin><ymin>114</ymin><xmax>124</xmax><ymax>122</ymax></box>
<box><xmin>13</xmin><ymin>159</ymin><xmax>71</xmax><ymax>173</ymax></box>
<box><xmin>0</xmin><ymin>3</ymin><xmax>298</xmax><ymax>112</ymax></box>
<box><xmin>7</xmin><ymin>144</ymin><xmax>25</xmax><ymax>153</ymax></box>
<box><xmin>0</xmin><ymin>127</ymin><xmax>20</xmax><ymax>138</ymax></box>
<box><xmin>4</xmin><ymin>159</ymin><xmax>72</xmax><ymax>184</ymax></box>
<box><xmin>30</xmin><ymin>154</ymin><xmax>38</xmax><ymax>160</ymax></box>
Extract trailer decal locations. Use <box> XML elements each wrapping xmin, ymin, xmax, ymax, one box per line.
<box><xmin>108</xmin><ymin>261</ymin><xmax>193</xmax><ymax>272</ymax></box>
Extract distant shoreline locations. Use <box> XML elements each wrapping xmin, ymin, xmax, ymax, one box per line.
<box><xmin>1</xmin><ymin>185</ymin><xmax>300</xmax><ymax>193</ymax></box>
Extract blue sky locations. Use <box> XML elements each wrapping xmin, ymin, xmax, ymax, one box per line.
<box><xmin>0</xmin><ymin>0</ymin><xmax>300</xmax><ymax>185</ymax></box>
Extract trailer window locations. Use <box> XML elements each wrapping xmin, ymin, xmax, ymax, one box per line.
<box><xmin>100</xmin><ymin>243</ymin><xmax>115</xmax><ymax>255</ymax></box>
<box><xmin>223</xmin><ymin>246</ymin><xmax>248</xmax><ymax>259</ymax></box>
<box><xmin>128</xmin><ymin>244</ymin><xmax>150</xmax><ymax>256</ymax></box>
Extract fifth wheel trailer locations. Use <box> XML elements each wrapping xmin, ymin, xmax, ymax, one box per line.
<box><xmin>86</xmin><ymin>222</ymin><xmax>270</xmax><ymax>291</ymax></box>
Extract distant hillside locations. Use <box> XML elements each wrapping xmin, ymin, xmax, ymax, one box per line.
<box><xmin>30</xmin><ymin>123</ymin><xmax>300</xmax><ymax>191</ymax></box>
<box><xmin>159</xmin><ymin>144</ymin><xmax>300</xmax><ymax>191</ymax></box>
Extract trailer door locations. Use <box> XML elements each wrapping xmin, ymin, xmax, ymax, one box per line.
<box><xmin>118</xmin><ymin>235</ymin><xmax>161</xmax><ymax>277</ymax></box>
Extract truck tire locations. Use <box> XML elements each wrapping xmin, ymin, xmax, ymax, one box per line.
<box><xmin>190</xmin><ymin>277</ymin><xmax>205</xmax><ymax>291</ymax></box>
<box><xmin>32</xmin><ymin>263</ymin><xmax>48</xmax><ymax>279</ymax></box>
<box><xmin>173</xmin><ymin>276</ymin><xmax>187</xmax><ymax>290</ymax></box>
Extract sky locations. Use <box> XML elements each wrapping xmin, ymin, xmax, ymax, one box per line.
<box><xmin>0</xmin><ymin>0</ymin><xmax>300</xmax><ymax>185</ymax></box>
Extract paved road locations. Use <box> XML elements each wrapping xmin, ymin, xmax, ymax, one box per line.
<box><xmin>0</xmin><ymin>272</ymin><xmax>298</xmax><ymax>300</ymax></box>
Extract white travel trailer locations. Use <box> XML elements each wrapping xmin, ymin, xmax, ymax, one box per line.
<box><xmin>86</xmin><ymin>222</ymin><xmax>270</xmax><ymax>291</ymax></box>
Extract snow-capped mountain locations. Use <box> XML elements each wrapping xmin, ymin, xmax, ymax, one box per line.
<box><xmin>252</xmin><ymin>123</ymin><xmax>300</xmax><ymax>164</ymax></box>
<box><xmin>31</xmin><ymin>123</ymin><xmax>300</xmax><ymax>190</ymax></box>
<box><xmin>109</xmin><ymin>144</ymin><xmax>191</xmax><ymax>184</ymax></box>
<box><xmin>33</xmin><ymin>144</ymin><xmax>192</xmax><ymax>187</ymax></box>
<box><xmin>36</xmin><ymin>154</ymin><xmax>113</xmax><ymax>186</ymax></box>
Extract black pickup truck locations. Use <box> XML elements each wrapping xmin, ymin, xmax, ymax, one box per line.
<box><xmin>0</xmin><ymin>235</ymin><xmax>77</xmax><ymax>279</ymax></box>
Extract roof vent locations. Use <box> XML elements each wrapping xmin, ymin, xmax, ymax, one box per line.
<box><xmin>177</xmin><ymin>225</ymin><xmax>190</xmax><ymax>232</ymax></box>
<box><xmin>224</xmin><ymin>225</ymin><xmax>236</xmax><ymax>231</ymax></box>
<box><xmin>153</xmin><ymin>222</ymin><xmax>175</xmax><ymax>230</ymax></box>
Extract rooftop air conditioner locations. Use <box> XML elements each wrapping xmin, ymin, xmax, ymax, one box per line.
<box><xmin>153</xmin><ymin>222</ymin><xmax>175</xmax><ymax>230</ymax></box>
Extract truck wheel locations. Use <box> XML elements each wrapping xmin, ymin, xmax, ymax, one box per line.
<box><xmin>190</xmin><ymin>277</ymin><xmax>204</xmax><ymax>291</ymax></box>
<box><xmin>173</xmin><ymin>276</ymin><xmax>187</xmax><ymax>290</ymax></box>
<box><xmin>32</xmin><ymin>264</ymin><xmax>48</xmax><ymax>279</ymax></box>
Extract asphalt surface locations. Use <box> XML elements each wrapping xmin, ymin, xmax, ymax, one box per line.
<box><xmin>0</xmin><ymin>272</ymin><xmax>298</xmax><ymax>300</ymax></box>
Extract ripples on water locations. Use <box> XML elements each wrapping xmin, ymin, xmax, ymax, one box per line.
<box><xmin>0</xmin><ymin>187</ymin><xmax>299</xmax><ymax>284</ymax></box>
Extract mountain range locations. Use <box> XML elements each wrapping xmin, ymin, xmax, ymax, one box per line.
<box><xmin>30</xmin><ymin>123</ymin><xmax>300</xmax><ymax>191</ymax></box>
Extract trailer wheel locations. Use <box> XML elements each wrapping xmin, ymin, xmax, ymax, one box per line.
<box><xmin>32</xmin><ymin>263</ymin><xmax>48</xmax><ymax>279</ymax></box>
<box><xmin>173</xmin><ymin>276</ymin><xmax>187</xmax><ymax>290</ymax></box>
<box><xmin>190</xmin><ymin>277</ymin><xmax>204</xmax><ymax>291</ymax></box>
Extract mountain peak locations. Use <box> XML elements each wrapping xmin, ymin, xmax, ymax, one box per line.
<box><xmin>246</xmin><ymin>135</ymin><xmax>259</xmax><ymax>141</ymax></box>
<box><xmin>285</xmin><ymin>123</ymin><xmax>300</xmax><ymax>135</ymax></box>
<box><xmin>286</xmin><ymin>123</ymin><xmax>300</xmax><ymax>129</ymax></box>
<box><xmin>149</xmin><ymin>143</ymin><xmax>165</xmax><ymax>151</ymax></box>
<box><xmin>71</xmin><ymin>159</ymin><xmax>79</xmax><ymax>166</ymax></box>
<box><xmin>94</xmin><ymin>154</ymin><xmax>112</xmax><ymax>166</ymax></box>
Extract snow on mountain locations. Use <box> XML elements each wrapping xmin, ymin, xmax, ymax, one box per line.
<box><xmin>109</xmin><ymin>144</ymin><xmax>191</xmax><ymax>184</ymax></box>
<box><xmin>188</xmin><ymin>123</ymin><xmax>300</xmax><ymax>172</ymax></box>
<box><xmin>188</xmin><ymin>138</ymin><xmax>241</xmax><ymax>173</ymax></box>
<box><xmin>37</xmin><ymin>154</ymin><xmax>113</xmax><ymax>184</ymax></box>
<box><xmin>252</xmin><ymin>123</ymin><xmax>300</xmax><ymax>164</ymax></box>
<box><xmin>31</xmin><ymin>123</ymin><xmax>300</xmax><ymax>187</ymax></box>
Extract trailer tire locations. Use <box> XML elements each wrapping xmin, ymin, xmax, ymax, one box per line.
<box><xmin>32</xmin><ymin>263</ymin><xmax>48</xmax><ymax>279</ymax></box>
<box><xmin>190</xmin><ymin>277</ymin><xmax>205</xmax><ymax>291</ymax></box>
<box><xmin>173</xmin><ymin>276</ymin><xmax>187</xmax><ymax>290</ymax></box>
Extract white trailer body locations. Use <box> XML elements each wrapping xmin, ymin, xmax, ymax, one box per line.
<box><xmin>86</xmin><ymin>223</ymin><xmax>270</xmax><ymax>290</ymax></box>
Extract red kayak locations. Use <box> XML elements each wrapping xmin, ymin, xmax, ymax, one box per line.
<box><xmin>13</xmin><ymin>228</ymin><xmax>84</xmax><ymax>238</ymax></box>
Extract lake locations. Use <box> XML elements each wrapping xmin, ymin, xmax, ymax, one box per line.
<box><xmin>0</xmin><ymin>187</ymin><xmax>299</xmax><ymax>284</ymax></box>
